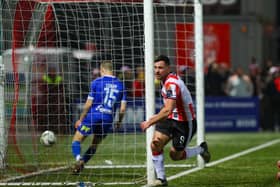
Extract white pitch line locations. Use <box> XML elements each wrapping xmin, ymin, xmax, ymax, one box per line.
<box><xmin>167</xmin><ymin>138</ymin><xmax>280</xmax><ymax>181</ymax></box>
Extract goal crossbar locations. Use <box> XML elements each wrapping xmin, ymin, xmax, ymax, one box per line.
<box><xmin>33</xmin><ymin>0</ymin><xmax>145</xmax><ymax>4</ymax></box>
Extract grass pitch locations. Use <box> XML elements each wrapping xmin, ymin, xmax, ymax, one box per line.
<box><xmin>1</xmin><ymin>132</ymin><xmax>280</xmax><ymax>186</ymax></box>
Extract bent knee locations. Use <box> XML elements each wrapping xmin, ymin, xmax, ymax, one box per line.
<box><xmin>169</xmin><ymin>148</ymin><xmax>184</xmax><ymax>161</ymax></box>
<box><xmin>151</xmin><ymin>138</ymin><xmax>162</xmax><ymax>152</ymax></box>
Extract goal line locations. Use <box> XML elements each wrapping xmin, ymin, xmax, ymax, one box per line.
<box><xmin>1</xmin><ymin>163</ymin><xmax>196</xmax><ymax>185</ymax></box>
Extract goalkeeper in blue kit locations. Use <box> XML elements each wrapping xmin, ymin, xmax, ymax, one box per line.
<box><xmin>71</xmin><ymin>60</ymin><xmax>127</xmax><ymax>174</ymax></box>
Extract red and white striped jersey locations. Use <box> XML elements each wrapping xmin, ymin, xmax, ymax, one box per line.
<box><xmin>161</xmin><ymin>73</ymin><xmax>196</xmax><ymax>122</ymax></box>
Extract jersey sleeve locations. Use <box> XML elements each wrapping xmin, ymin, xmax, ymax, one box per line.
<box><xmin>88</xmin><ymin>80</ymin><xmax>96</xmax><ymax>100</ymax></box>
<box><xmin>165</xmin><ymin>82</ymin><xmax>178</xmax><ymax>100</ymax></box>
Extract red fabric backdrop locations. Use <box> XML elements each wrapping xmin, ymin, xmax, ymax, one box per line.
<box><xmin>13</xmin><ymin>0</ymin><xmax>56</xmax><ymax>48</ymax></box>
<box><xmin>176</xmin><ymin>23</ymin><xmax>231</xmax><ymax>68</ymax></box>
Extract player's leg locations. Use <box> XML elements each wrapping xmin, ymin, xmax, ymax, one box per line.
<box><xmin>71</xmin><ymin>130</ymin><xmax>87</xmax><ymax>174</ymax></box>
<box><xmin>170</xmin><ymin>119</ymin><xmax>210</xmax><ymax>163</ymax></box>
<box><xmin>82</xmin><ymin>127</ymin><xmax>107</xmax><ymax>163</ymax></box>
<box><xmin>168</xmin><ymin>120</ymin><xmax>192</xmax><ymax>161</ymax></box>
<box><xmin>151</xmin><ymin>121</ymin><xmax>172</xmax><ymax>186</ymax></box>
<box><xmin>82</xmin><ymin>134</ymin><xmax>103</xmax><ymax>163</ymax></box>
<box><xmin>71</xmin><ymin>122</ymin><xmax>92</xmax><ymax>174</ymax></box>
<box><xmin>81</xmin><ymin>121</ymin><xmax>110</xmax><ymax>163</ymax></box>
<box><xmin>199</xmin><ymin>141</ymin><xmax>211</xmax><ymax>163</ymax></box>
<box><xmin>72</xmin><ymin>130</ymin><xmax>87</xmax><ymax>161</ymax></box>
<box><xmin>186</xmin><ymin>119</ymin><xmax>210</xmax><ymax>163</ymax></box>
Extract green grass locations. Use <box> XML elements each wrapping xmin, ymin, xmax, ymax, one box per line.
<box><xmin>170</xmin><ymin>133</ymin><xmax>280</xmax><ymax>187</ymax></box>
<box><xmin>1</xmin><ymin>132</ymin><xmax>280</xmax><ymax>186</ymax></box>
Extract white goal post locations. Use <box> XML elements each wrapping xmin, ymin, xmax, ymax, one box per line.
<box><xmin>194</xmin><ymin>0</ymin><xmax>205</xmax><ymax>169</ymax></box>
<box><xmin>144</xmin><ymin>0</ymin><xmax>205</xmax><ymax>185</ymax></box>
<box><xmin>143</xmin><ymin>0</ymin><xmax>156</xmax><ymax>185</ymax></box>
<box><xmin>0</xmin><ymin>0</ymin><xmax>205</xmax><ymax>185</ymax></box>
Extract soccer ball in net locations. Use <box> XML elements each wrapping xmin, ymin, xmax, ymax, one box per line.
<box><xmin>40</xmin><ymin>130</ymin><xmax>56</xmax><ymax>146</ymax></box>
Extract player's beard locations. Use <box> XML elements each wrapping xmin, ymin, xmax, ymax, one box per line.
<box><xmin>155</xmin><ymin>72</ymin><xmax>162</xmax><ymax>80</ymax></box>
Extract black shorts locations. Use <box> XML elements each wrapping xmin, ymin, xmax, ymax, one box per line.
<box><xmin>155</xmin><ymin>119</ymin><xmax>197</xmax><ymax>151</ymax></box>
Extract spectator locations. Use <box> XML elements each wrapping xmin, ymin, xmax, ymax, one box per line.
<box><xmin>92</xmin><ymin>67</ymin><xmax>100</xmax><ymax>80</ymax></box>
<box><xmin>132</xmin><ymin>66</ymin><xmax>145</xmax><ymax>97</ymax></box>
<box><xmin>248</xmin><ymin>57</ymin><xmax>262</xmax><ymax>97</ymax></box>
<box><xmin>40</xmin><ymin>66</ymin><xmax>67</xmax><ymax>134</ymax></box>
<box><xmin>118</xmin><ymin>66</ymin><xmax>133</xmax><ymax>97</ymax></box>
<box><xmin>263</xmin><ymin>66</ymin><xmax>280</xmax><ymax>131</ymax></box>
<box><xmin>155</xmin><ymin>78</ymin><xmax>161</xmax><ymax>98</ymax></box>
<box><xmin>32</xmin><ymin>61</ymin><xmax>47</xmax><ymax>133</ymax></box>
<box><xmin>224</xmin><ymin>66</ymin><xmax>253</xmax><ymax>97</ymax></box>
<box><xmin>259</xmin><ymin>59</ymin><xmax>274</xmax><ymax>131</ymax></box>
<box><xmin>260</xmin><ymin>59</ymin><xmax>272</xmax><ymax>84</ymax></box>
<box><xmin>205</xmin><ymin>62</ymin><xmax>228</xmax><ymax>96</ymax></box>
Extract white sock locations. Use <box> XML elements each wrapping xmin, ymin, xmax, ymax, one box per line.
<box><xmin>185</xmin><ymin>146</ymin><xmax>203</xmax><ymax>158</ymax></box>
<box><xmin>152</xmin><ymin>153</ymin><xmax>166</xmax><ymax>180</ymax></box>
<box><xmin>76</xmin><ymin>155</ymin><xmax>81</xmax><ymax>161</ymax></box>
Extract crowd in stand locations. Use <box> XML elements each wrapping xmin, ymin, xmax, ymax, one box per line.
<box><xmin>32</xmin><ymin>56</ymin><xmax>279</xmax><ymax>134</ymax></box>
<box><xmin>204</xmin><ymin>58</ymin><xmax>280</xmax><ymax>132</ymax></box>
<box><xmin>115</xmin><ymin>57</ymin><xmax>280</xmax><ymax>132</ymax></box>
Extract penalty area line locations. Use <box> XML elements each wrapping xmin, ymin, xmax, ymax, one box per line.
<box><xmin>167</xmin><ymin>138</ymin><xmax>280</xmax><ymax>181</ymax></box>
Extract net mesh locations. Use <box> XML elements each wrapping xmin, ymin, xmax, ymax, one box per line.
<box><xmin>1</xmin><ymin>0</ymin><xmax>196</xmax><ymax>185</ymax></box>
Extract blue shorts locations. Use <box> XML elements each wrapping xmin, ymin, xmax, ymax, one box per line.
<box><xmin>77</xmin><ymin>118</ymin><xmax>113</xmax><ymax>137</ymax></box>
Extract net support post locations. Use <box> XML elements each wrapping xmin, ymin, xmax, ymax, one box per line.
<box><xmin>0</xmin><ymin>56</ymin><xmax>6</xmax><ymax>169</ymax></box>
<box><xmin>0</xmin><ymin>0</ymin><xmax>6</xmax><ymax>169</ymax></box>
<box><xmin>144</xmin><ymin>0</ymin><xmax>156</xmax><ymax>184</ymax></box>
<box><xmin>194</xmin><ymin>0</ymin><xmax>205</xmax><ymax>168</ymax></box>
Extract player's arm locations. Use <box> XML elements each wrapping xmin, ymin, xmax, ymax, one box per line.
<box><xmin>75</xmin><ymin>98</ymin><xmax>93</xmax><ymax>128</ymax></box>
<box><xmin>140</xmin><ymin>98</ymin><xmax>176</xmax><ymax>131</ymax></box>
<box><xmin>115</xmin><ymin>101</ymin><xmax>127</xmax><ymax>129</ymax></box>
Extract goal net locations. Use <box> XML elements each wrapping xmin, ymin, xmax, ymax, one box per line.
<box><xmin>0</xmin><ymin>0</ymin><xmax>203</xmax><ymax>185</ymax></box>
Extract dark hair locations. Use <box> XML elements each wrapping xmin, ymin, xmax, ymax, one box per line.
<box><xmin>154</xmin><ymin>55</ymin><xmax>170</xmax><ymax>65</ymax></box>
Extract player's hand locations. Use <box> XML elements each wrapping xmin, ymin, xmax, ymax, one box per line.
<box><xmin>74</xmin><ymin>120</ymin><xmax>81</xmax><ymax>129</ymax></box>
<box><xmin>114</xmin><ymin>121</ymin><xmax>122</xmax><ymax>130</ymax></box>
<box><xmin>140</xmin><ymin>121</ymin><xmax>150</xmax><ymax>132</ymax></box>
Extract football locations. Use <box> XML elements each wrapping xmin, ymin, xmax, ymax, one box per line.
<box><xmin>40</xmin><ymin>130</ymin><xmax>56</xmax><ymax>146</ymax></box>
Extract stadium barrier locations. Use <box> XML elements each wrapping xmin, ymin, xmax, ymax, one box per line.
<box><xmin>73</xmin><ymin>96</ymin><xmax>259</xmax><ymax>132</ymax></box>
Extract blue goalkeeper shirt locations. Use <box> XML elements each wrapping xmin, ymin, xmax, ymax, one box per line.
<box><xmin>82</xmin><ymin>75</ymin><xmax>127</xmax><ymax>124</ymax></box>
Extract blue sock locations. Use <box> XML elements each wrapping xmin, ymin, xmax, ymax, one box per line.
<box><xmin>82</xmin><ymin>146</ymin><xmax>96</xmax><ymax>163</ymax></box>
<box><xmin>72</xmin><ymin>141</ymin><xmax>81</xmax><ymax>159</ymax></box>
